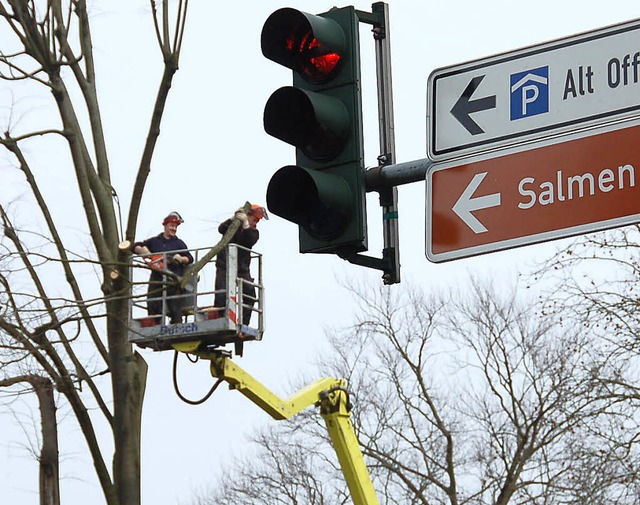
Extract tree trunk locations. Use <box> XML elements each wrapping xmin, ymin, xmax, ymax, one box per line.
<box><xmin>36</xmin><ymin>378</ymin><xmax>61</xmax><ymax>505</ymax></box>
<box><xmin>0</xmin><ymin>375</ymin><xmax>61</xmax><ymax>505</ymax></box>
<box><xmin>107</xmin><ymin>291</ymin><xmax>148</xmax><ymax>505</ymax></box>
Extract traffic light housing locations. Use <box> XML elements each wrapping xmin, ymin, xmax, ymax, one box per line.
<box><xmin>262</xmin><ymin>6</ymin><xmax>367</xmax><ymax>254</ymax></box>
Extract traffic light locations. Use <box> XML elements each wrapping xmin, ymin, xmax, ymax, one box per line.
<box><xmin>262</xmin><ymin>6</ymin><xmax>367</xmax><ymax>254</ymax></box>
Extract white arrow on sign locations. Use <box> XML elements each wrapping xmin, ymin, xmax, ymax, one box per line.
<box><xmin>452</xmin><ymin>172</ymin><xmax>501</xmax><ymax>233</ymax></box>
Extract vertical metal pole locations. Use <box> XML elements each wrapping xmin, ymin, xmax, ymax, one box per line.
<box><xmin>226</xmin><ymin>245</ymin><xmax>239</xmax><ymax>331</ymax></box>
<box><xmin>372</xmin><ymin>2</ymin><xmax>400</xmax><ymax>284</ymax></box>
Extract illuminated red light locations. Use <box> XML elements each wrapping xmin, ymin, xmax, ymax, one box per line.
<box><xmin>311</xmin><ymin>52</ymin><xmax>340</xmax><ymax>75</ymax></box>
<box><xmin>294</xmin><ymin>30</ymin><xmax>341</xmax><ymax>82</ymax></box>
<box><xmin>261</xmin><ymin>8</ymin><xmax>350</xmax><ymax>84</ymax></box>
<box><xmin>285</xmin><ymin>36</ymin><xmax>294</xmax><ymax>51</ymax></box>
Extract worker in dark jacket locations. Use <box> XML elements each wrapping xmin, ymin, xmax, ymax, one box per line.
<box><xmin>134</xmin><ymin>211</ymin><xmax>194</xmax><ymax>323</ymax></box>
<box><xmin>214</xmin><ymin>204</ymin><xmax>267</xmax><ymax>326</ymax></box>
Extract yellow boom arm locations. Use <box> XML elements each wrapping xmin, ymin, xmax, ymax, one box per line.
<box><xmin>193</xmin><ymin>350</ymin><xmax>380</xmax><ymax>505</ymax></box>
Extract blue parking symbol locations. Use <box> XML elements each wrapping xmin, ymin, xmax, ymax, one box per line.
<box><xmin>510</xmin><ymin>66</ymin><xmax>549</xmax><ymax>120</ymax></box>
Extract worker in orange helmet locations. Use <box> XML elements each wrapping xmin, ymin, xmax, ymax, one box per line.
<box><xmin>214</xmin><ymin>204</ymin><xmax>268</xmax><ymax>328</ymax></box>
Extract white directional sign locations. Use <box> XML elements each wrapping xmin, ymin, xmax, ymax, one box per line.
<box><xmin>427</xmin><ymin>18</ymin><xmax>640</xmax><ymax>161</ymax></box>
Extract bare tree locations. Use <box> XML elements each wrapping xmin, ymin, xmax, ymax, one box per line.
<box><xmin>0</xmin><ymin>375</ymin><xmax>59</xmax><ymax>505</ymax></box>
<box><xmin>0</xmin><ymin>2</ymin><xmax>189</xmax><ymax>504</ymax></box>
<box><xmin>194</xmin><ymin>279</ymin><xmax>640</xmax><ymax>504</ymax></box>
<box><xmin>534</xmin><ymin>226</ymin><xmax>640</xmax><ymax>355</ymax></box>
<box><xmin>528</xmin><ymin>227</ymin><xmax>640</xmax><ymax>503</ymax></box>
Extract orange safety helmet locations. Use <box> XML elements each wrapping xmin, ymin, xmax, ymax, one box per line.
<box><xmin>248</xmin><ymin>204</ymin><xmax>269</xmax><ymax>221</ymax></box>
<box><xmin>162</xmin><ymin>211</ymin><xmax>184</xmax><ymax>225</ymax></box>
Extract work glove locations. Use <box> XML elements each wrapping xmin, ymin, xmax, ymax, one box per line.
<box><xmin>171</xmin><ymin>254</ymin><xmax>184</xmax><ymax>264</ymax></box>
<box><xmin>235</xmin><ymin>211</ymin><xmax>250</xmax><ymax>229</ymax></box>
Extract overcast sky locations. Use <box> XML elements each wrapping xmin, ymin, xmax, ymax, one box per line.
<box><xmin>1</xmin><ymin>1</ymin><xmax>640</xmax><ymax>503</ymax></box>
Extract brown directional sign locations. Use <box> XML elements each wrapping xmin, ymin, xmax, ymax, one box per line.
<box><xmin>426</xmin><ymin>120</ymin><xmax>640</xmax><ymax>262</ymax></box>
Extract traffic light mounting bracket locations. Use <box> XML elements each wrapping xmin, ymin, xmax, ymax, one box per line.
<box><xmin>340</xmin><ymin>2</ymin><xmax>400</xmax><ymax>285</ymax></box>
